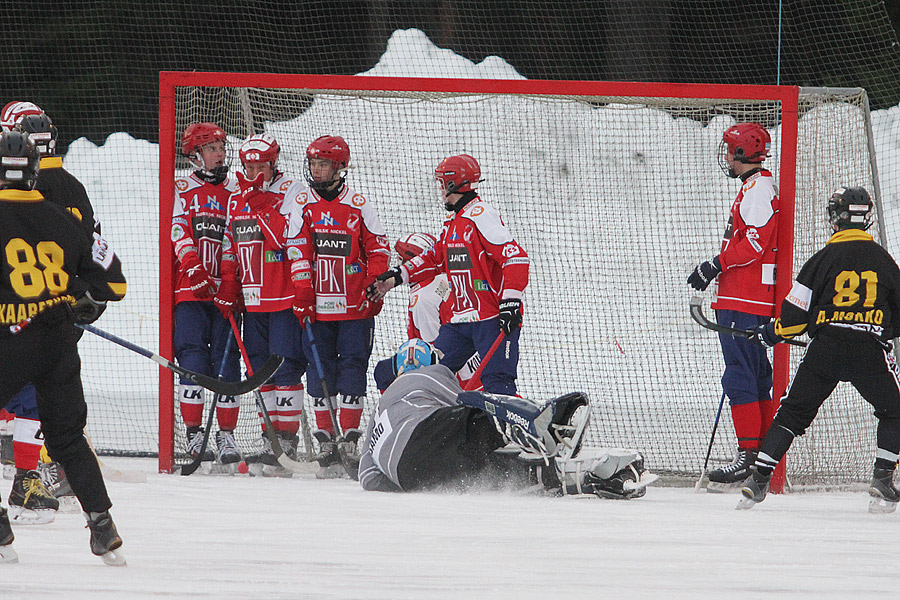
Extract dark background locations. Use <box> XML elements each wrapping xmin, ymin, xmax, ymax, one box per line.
<box><xmin>8</xmin><ymin>0</ymin><xmax>900</xmax><ymax>152</ymax></box>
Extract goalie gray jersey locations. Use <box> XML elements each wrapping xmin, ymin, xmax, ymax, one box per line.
<box><xmin>358</xmin><ymin>364</ymin><xmax>463</xmax><ymax>491</ymax></box>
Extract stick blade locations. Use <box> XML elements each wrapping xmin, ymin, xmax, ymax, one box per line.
<box><xmin>194</xmin><ymin>355</ymin><xmax>285</xmax><ymax>396</ymax></box>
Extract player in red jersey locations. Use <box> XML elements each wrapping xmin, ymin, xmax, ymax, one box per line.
<box><xmin>366</xmin><ymin>154</ymin><xmax>529</xmax><ymax>396</ymax></box>
<box><xmin>172</xmin><ymin>122</ymin><xmax>241</xmax><ymax>465</ymax></box>
<box><xmin>216</xmin><ymin>134</ymin><xmax>307</xmax><ymax>474</ymax></box>
<box><xmin>688</xmin><ymin>122</ymin><xmax>780</xmax><ymax>488</ymax></box>
<box><xmin>284</xmin><ymin>135</ymin><xmax>390</xmax><ymax>478</ymax></box>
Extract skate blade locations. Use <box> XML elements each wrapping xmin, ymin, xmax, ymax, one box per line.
<box><xmin>735</xmin><ymin>495</ymin><xmax>759</xmax><ymax>511</ymax></box>
<box><xmin>247</xmin><ymin>462</ymin><xmax>264</xmax><ymax>477</ymax></box>
<box><xmin>208</xmin><ymin>463</ymin><xmax>236</xmax><ymax>476</ymax></box>
<box><xmin>315</xmin><ymin>463</ymin><xmax>345</xmax><ymax>479</ymax></box>
<box><xmin>623</xmin><ymin>472</ymin><xmax>659</xmax><ymax>493</ymax></box>
<box><xmin>261</xmin><ymin>465</ymin><xmax>293</xmax><ymax>478</ymax></box>
<box><xmin>8</xmin><ymin>506</ymin><xmax>56</xmax><ymax>525</ymax></box>
<box><xmin>100</xmin><ymin>549</ymin><xmax>127</xmax><ymax>566</ymax></box>
<box><xmin>705</xmin><ymin>481</ymin><xmax>744</xmax><ymax>494</ymax></box>
<box><xmin>57</xmin><ymin>495</ymin><xmax>81</xmax><ymax>513</ymax></box>
<box><xmin>868</xmin><ymin>497</ymin><xmax>898</xmax><ymax>514</ymax></box>
<box><xmin>0</xmin><ymin>544</ymin><xmax>19</xmax><ymax>563</ymax></box>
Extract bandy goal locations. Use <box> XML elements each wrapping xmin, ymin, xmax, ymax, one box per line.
<box><xmin>146</xmin><ymin>72</ymin><xmax>881</xmax><ymax>487</ymax></box>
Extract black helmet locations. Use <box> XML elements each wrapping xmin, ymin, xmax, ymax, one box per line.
<box><xmin>16</xmin><ymin>113</ymin><xmax>58</xmax><ymax>157</ymax></box>
<box><xmin>0</xmin><ymin>130</ymin><xmax>40</xmax><ymax>191</ymax></box>
<box><xmin>827</xmin><ymin>186</ymin><xmax>873</xmax><ymax>231</ymax></box>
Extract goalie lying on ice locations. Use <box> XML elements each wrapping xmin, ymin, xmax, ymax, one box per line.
<box><xmin>357</xmin><ymin>339</ymin><xmax>657</xmax><ymax>498</ymax></box>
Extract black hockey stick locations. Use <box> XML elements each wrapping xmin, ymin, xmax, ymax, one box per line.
<box><xmin>179</xmin><ymin>333</ymin><xmax>235</xmax><ymax>476</ymax></box>
<box><xmin>304</xmin><ymin>318</ymin><xmax>358</xmax><ymax>479</ymax></box>
<box><xmin>694</xmin><ymin>390</ymin><xmax>726</xmax><ymax>492</ymax></box>
<box><xmin>227</xmin><ymin>315</ymin><xmax>310</xmax><ymax>473</ymax></box>
<box><xmin>688</xmin><ymin>296</ymin><xmax>806</xmax><ymax>348</ymax></box>
<box><xmin>76</xmin><ymin>323</ymin><xmax>284</xmax><ymax>395</ymax></box>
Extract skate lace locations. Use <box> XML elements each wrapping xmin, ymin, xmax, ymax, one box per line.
<box><xmin>217</xmin><ymin>432</ymin><xmax>238</xmax><ymax>452</ymax></box>
<box><xmin>23</xmin><ymin>476</ymin><xmax>55</xmax><ymax>503</ymax></box>
<box><xmin>720</xmin><ymin>451</ymin><xmax>750</xmax><ymax>474</ymax></box>
<box><xmin>187</xmin><ymin>431</ymin><xmax>206</xmax><ymax>454</ymax></box>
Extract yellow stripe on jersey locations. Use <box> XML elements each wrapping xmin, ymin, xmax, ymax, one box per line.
<box><xmin>107</xmin><ymin>282</ymin><xmax>127</xmax><ymax>298</ymax></box>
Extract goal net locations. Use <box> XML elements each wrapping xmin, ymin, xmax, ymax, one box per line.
<box><xmin>147</xmin><ymin>74</ymin><xmax>880</xmax><ymax>486</ymax></box>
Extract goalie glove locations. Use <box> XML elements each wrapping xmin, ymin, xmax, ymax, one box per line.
<box><xmin>687</xmin><ymin>256</ymin><xmax>722</xmax><ymax>291</ymax></box>
<box><xmin>365</xmin><ymin>267</ymin><xmax>402</xmax><ymax>302</ymax></box>
<box><xmin>498</xmin><ymin>298</ymin><xmax>523</xmax><ymax>335</ymax></box>
<box><xmin>71</xmin><ymin>291</ymin><xmax>107</xmax><ymax>324</ymax></box>
<box><xmin>749</xmin><ymin>321</ymin><xmax>782</xmax><ymax>348</ymax></box>
<box><xmin>186</xmin><ymin>265</ymin><xmax>216</xmax><ymax>299</ymax></box>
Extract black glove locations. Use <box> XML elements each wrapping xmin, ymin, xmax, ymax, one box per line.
<box><xmin>365</xmin><ymin>267</ymin><xmax>403</xmax><ymax>302</ymax></box>
<box><xmin>687</xmin><ymin>256</ymin><xmax>722</xmax><ymax>291</ymax></box>
<box><xmin>498</xmin><ymin>298</ymin><xmax>523</xmax><ymax>335</ymax></box>
<box><xmin>71</xmin><ymin>291</ymin><xmax>107</xmax><ymax>324</ymax></box>
<box><xmin>749</xmin><ymin>322</ymin><xmax>782</xmax><ymax>348</ymax></box>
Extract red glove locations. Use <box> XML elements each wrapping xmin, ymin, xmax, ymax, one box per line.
<box><xmin>236</xmin><ymin>171</ymin><xmax>270</xmax><ymax>212</ymax></box>
<box><xmin>214</xmin><ymin>276</ymin><xmax>241</xmax><ymax>318</ymax></box>
<box><xmin>292</xmin><ymin>284</ymin><xmax>316</xmax><ymax>327</ymax></box>
<box><xmin>186</xmin><ymin>266</ymin><xmax>215</xmax><ymax>299</ymax></box>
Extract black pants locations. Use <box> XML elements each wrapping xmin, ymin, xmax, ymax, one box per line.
<box><xmin>397</xmin><ymin>406</ymin><xmax>533</xmax><ymax>492</ymax></box>
<box><xmin>0</xmin><ymin>316</ymin><xmax>111</xmax><ymax>512</ymax></box>
<box><xmin>769</xmin><ymin>327</ymin><xmax>900</xmax><ymax>460</ymax></box>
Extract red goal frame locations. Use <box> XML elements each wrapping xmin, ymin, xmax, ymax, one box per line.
<box><xmin>158</xmin><ymin>72</ymin><xmax>799</xmax><ymax>490</ymax></box>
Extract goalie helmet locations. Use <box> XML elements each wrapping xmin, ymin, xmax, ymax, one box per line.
<box><xmin>305</xmin><ymin>135</ymin><xmax>350</xmax><ymax>191</ymax></box>
<box><xmin>828</xmin><ymin>186</ymin><xmax>873</xmax><ymax>231</ymax></box>
<box><xmin>395</xmin><ymin>232</ymin><xmax>437</xmax><ymax>262</ymax></box>
<box><xmin>1</xmin><ymin>101</ymin><xmax>43</xmax><ymax>132</ymax></box>
<box><xmin>16</xmin><ymin>114</ymin><xmax>58</xmax><ymax>156</ymax></box>
<box><xmin>718</xmin><ymin>122</ymin><xmax>770</xmax><ymax>177</ymax></box>
<box><xmin>392</xmin><ymin>338</ymin><xmax>441</xmax><ymax>377</ymax></box>
<box><xmin>239</xmin><ymin>133</ymin><xmax>280</xmax><ymax>168</ymax></box>
<box><xmin>434</xmin><ymin>154</ymin><xmax>481</xmax><ymax>194</ymax></box>
<box><xmin>0</xmin><ymin>130</ymin><xmax>41</xmax><ymax>191</ymax></box>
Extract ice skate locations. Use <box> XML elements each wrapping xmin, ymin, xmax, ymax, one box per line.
<box><xmin>707</xmin><ymin>448</ymin><xmax>757</xmax><ymax>491</ymax></box>
<box><xmin>9</xmin><ymin>469</ymin><xmax>59</xmax><ymax>524</ymax></box>
<box><xmin>314</xmin><ymin>431</ymin><xmax>344</xmax><ymax>479</ymax></box>
<box><xmin>868</xmin><ymin>468</ymin><xmax>899</xmax><ymax>514</ymax></box>
<box><xmin>736</xmin><ymin>468</ymin><xmax>771</xmax><ymax>510</ymax></box>
<box><xmin>337</xmin><ymin>429</ymin><xmax>361</xmax><ymax>481</ymax></box>
<box><xmin>215</xmin><ymin>430</ymin><xmax>241</xmax><ymax>465</ymax></box>
<box><xmin>86</xmin><ymin>510</ymin><xmax>126</xmax><ymax>566</ymax></box>
<box><xmin>0</xmin><ymin>507</ymin><xmax>17</xmax><ymax>563</ymax></box>
<box><xmin>186</xmin><ymin>426</ymin><xmax>215</xmax><ymax>462</ymax></box>
<box><xmin>38</xmin><ymin>460</ymin><xmax>79</xmax><ymax>512</ymax></box>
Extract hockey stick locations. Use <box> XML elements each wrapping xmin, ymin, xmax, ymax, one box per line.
<box><xmin>463</xmin><ymin>331</ymin><xmax>506</xmax><ymax>392</ymax></box>
<box><xmin>76</xmin><ymin>323</ymin><xmax>284</xmax><ymax>395</ymax></box>
<box><xmin>694</xmin><ymin>390</ymin><xmax>726</xmax><ymax>492</ymax></box>
<box><xmin>688</xmin><ymin>296</ymin><xmax>806</xmax><ymax>347</ymax></box>
<box><xmin>303</xmin><ymin>318</ymin><xmax>358</xmax><ymax>477</ymax></box>
<box><xmin>226</xmin><ymin>315</ymin><xmax>309</xmax><ymax>473</ymax></box>
<box><xmin>179</xmin><ymin>333</ymin><xmax>235</xmax><ymax>476</ymax></box>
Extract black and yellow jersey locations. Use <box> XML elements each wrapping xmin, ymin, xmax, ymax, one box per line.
<box><xmin>775</xmin><ymin>229</ymin><xmax>900</xmax><ymax>341</ymax></box>
<box><xmin>35</xmin><ymin>156</ymin><xmax>98</xmax><ymax>237</ymax></box>
<box><xmin>0</xmin><ymin>188</ymin><xmax>125</xmax><ymax>327</ymax></box>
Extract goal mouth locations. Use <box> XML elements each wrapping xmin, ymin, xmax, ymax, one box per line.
<box><xmin>150</xmin><ymin>73</ymin><xmax>879</xmax><ymax>489</ymax></box>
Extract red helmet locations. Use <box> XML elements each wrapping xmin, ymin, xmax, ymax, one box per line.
<box><xmin>721</xmin><ymin>122</ymin><xmax>770</xmax><ymax>163</ymax></box>
<box><xmin>306</xmin><ymin>135</ymin><xmax>350</xmax><ymax>170</ymax></box>
<box><xmin>239</xmin><ymin>133</ymin><xmax>280</xmax><ymax>167</ymax></box>
<box><xmin>1</xmin><ymin>101</ymin><xmax>44</xmax><ymax>132</ymax></box>
<box><xmin>434</xmin><ymin>154</ymin><xmax>481</xmax><ymax>194</ymax></box>
<box><xmin>395</xmin><ymin>232</ymin><xmax>438</xmax><ymax>262</ymax></box>
<box><xmin>181</xmin><ymin>122</ymin><xmax>226</xmax><ymax>156</ymax></box>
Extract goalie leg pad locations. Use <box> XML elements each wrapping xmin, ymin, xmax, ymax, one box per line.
<box><xmin>555</xmin><ymin>448</ymin><xmax>657</xmax><ymax>499</ymax></box>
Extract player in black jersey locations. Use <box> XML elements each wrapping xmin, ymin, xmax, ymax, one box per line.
<box><xmin>0</xmin><ymin>130</ymin><xmax>128</xmax><ymax>564</ymax></box>
<box><xmin>4</xmin><ymin>111</ymin><xmax>103</xmax><ymax>522</ymax></box>
<box><xmin>738</xmin><ymin>186</ymin><xmax>900</xmax><ymax>513</ymax></box>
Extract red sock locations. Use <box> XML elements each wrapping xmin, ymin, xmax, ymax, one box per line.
<box><xmin>758</xmin><ymin>398</ymin><xmax>777</xmax><ymax>440</ymax></box>
<box><xmin>730</xmin><ymin>402</ymin><xmax>762</xmax><ymax>450</ymax></box>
